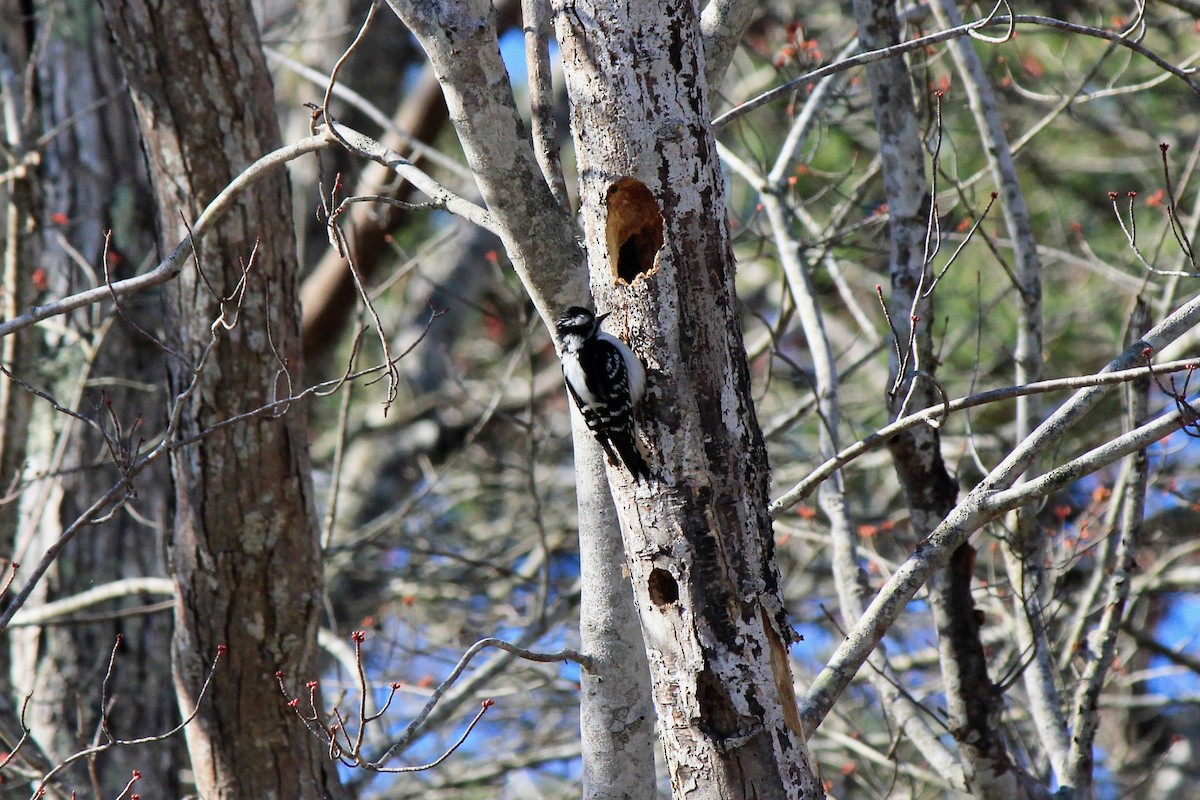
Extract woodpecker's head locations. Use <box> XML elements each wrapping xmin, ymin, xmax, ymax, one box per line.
<box><xmin>555</xmin><ymin>306</ymin><xmax>607</xmax><ymax>352</ymax></box>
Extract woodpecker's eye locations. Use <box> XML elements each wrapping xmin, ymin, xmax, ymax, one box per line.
<box><xmin>556</xmin><ymin>306</ymin><xmax>595</xmax><ymax>335</ymax></box>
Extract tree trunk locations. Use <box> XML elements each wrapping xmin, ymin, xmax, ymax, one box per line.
<box><xmin>5</xmin><ymin>2</ymin><xmax>182</xmax><ymax>795</ymax></box>
<box><xmin>554</xmin><ymin>1</ymin><xmax>822</xmax><ymax>796</ymax></box>
<box><xmin>0</xmin><ymin>0</ymin><xmax>40</xmax><ymax>566</ymax></box>
<box><xmin>0</xmin><ymin>4</ymin><xmax>45</xmax><ymax>787</ymax></box>
<box><xmin>575</xmin><ymin>424</ymin><xmax>657</xmax><ymax>800</ymax></box>
<box><xmin>849</xmin><ymin>0</ymin><xmax>1028</xmax><ymax>796</ymax></box>
<box><xmin>97</xmin><ymin>2</ymin><xmax>342</xmax><ymax>797</ymax></box>
<box><xmin>377</xmin><ymin>0</ymin><xmax>660</xmax><ymax>792</ymax></box>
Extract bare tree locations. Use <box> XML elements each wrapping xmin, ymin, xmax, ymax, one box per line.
<box><xmin>552</xmin><ymin>1</ymin><xmax>820</xmax><ymax>795</ymax></box>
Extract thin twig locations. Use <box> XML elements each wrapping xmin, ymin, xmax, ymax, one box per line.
<box><xmin>373</xmin><ymin>637</ymin><xmax>591</xmax><ymax>765</ymax></box>
<box><xmin>772</xmin><ymin>357</ymin><xmax>1200</xmax><ymax>515</ymax></box>
<box><xmin>714</xmin><ymin>13</ymin><xmax>1200</xmax><ymax>129</ymax></box>
<box><xmin>0</xmin><ymin>135</ymin><xmax>331</xmax><ymax>341</ymax></box>
<box><xmin>32</xmin><ymin>646</ymin><xmax>225</xmax><ymax>794</ymax></box>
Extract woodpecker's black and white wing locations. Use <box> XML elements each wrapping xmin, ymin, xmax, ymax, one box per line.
<box><xmin>573</xmin><ymin>334</ymin><xmax>650</xmax><ymax>479</ymax></box>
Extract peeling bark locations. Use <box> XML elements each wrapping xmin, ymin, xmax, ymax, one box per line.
<box><xmin>553</xmin><ymin>1</ymin><xmax>821</xmax><ymax>796</ymax></box>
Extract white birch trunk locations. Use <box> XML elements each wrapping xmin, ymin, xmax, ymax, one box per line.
<box><xmin>574</xmin><ymin>414</ymin><xmax>657</xmax><ymax>800</ymax></box>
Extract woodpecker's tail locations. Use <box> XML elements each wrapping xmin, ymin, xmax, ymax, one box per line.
<box><xmin>610</xmin><ymin>430</ymin><xmax>652</xmax><ymax>482</ymax></box>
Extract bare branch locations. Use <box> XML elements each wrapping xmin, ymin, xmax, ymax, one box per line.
<box><xmin>322</xmin><ymin>122</ymin><xmax>499</xmax><ymax>236</ymax></box>
<box><xmin>373</xmin><ymin>636</ymin><xmax>590</xmax><ymax>765</ymax></box>
<box><xmin>522</xmin><ymin>0</ymin><xmax>570</xmax><ymax>210</ymax></box>
<box><xmin>281</xmin><ymin>632</ymin><xmax>588</xmax><ymax>774</ymax></box>
<box><xmin>1064</xmin><ymin>322</ymin><xmax>1152</xmax><ymax>794</ymax></box>
<box><xmin>31</xmin><ymin>645</ymin><xmax>226</xmax><ymax>794</ymax></box>
<box><xmin>0</xmin><ymin>135</ymin><xmax>330</xmax><ymax>341</ymax></box>
<box><xmin>699</xmin><ymin>0</ymin><xmax>759</xmax><ymax>89</ymax></box>
<box><xmin>798</xmin><ymin>289</ymin><xmax>1200</xmax><ymax>733</ymax></box>
<box><xmin>772</xmin><ymin>357</ymin><xmax>1200</xmax><ymax>514</ymax></box>
<box><xmin>263</xmin><ymin>49</ymin><xmax>470</xmax><ymax>180</ymax></box>
<box><xmin>714</xmin><ymin>13</ymin><xmax>1200</xmax><ymax>129</ymax></box>
<box><xmin>8</xmin><ymin>577</ymin><xmax>174</xmax><ymax>626</ymax></box>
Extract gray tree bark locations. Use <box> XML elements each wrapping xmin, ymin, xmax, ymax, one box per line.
<box><xmin>97</xmin><ymin>2</ymin><xmax>344</xmax><ymax>797</ymax></box>
<box><xmin>574</xmin><ymin>423</ymin><xmax>656</xmax><ymax>800</ymax></box>
<box><xmin>378</xmin><ymin>1</ymin><xmax>659</xmax><ymax>795</ymax></box>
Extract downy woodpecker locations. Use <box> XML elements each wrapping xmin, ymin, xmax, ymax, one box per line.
<box><xmin>555</xmin><ymin>306</ymin><xmax>650</xmax><ymax>480</ymax></box>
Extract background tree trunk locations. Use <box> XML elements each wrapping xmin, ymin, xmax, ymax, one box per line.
<box><xmin>0</xmin><ymin>4</ymin><xmax>45</xmax><ymax>787</ymax></box>
<box><xmin>3</xmin><ymin>2</ymin><xmax>180</xmax><ymax>795</ymax></box>
<box><xmin>0</xmin><ymin>1</ymin><xmax>38</xmax><ymax>565</ymax></box>
<box><xmin>97</xmin><ymin>2</ymin><xmax>343</xmax><ymax>797</ymax></box>
<box><xmin>574</xmin><ymin>425</ymin><xmax>656</xmax><ymax>800</ymax></box>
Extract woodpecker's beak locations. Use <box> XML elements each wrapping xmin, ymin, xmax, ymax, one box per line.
<box><xmin>595</xmin><ymin>311</ymin><xmax>611</xmax><ymax>328</ymax></box>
